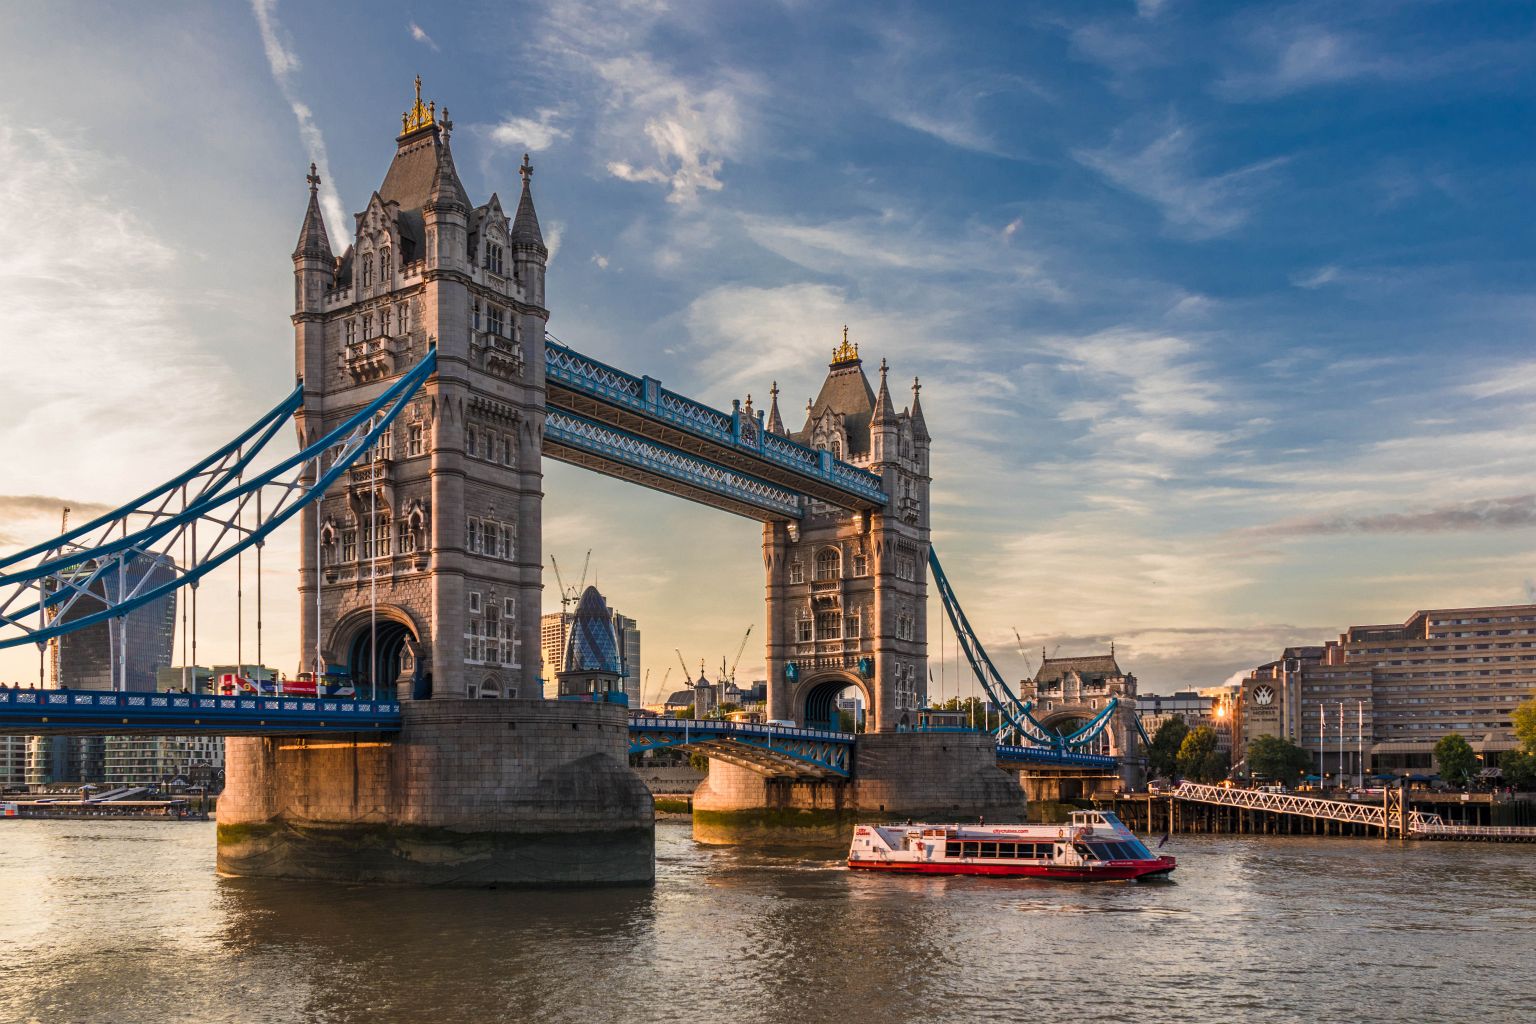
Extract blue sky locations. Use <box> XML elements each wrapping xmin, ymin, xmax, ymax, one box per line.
<box><xmin>1</xmin><ymin>0</ymin><xmax>1533</xmax><ymax>695</ymax></box>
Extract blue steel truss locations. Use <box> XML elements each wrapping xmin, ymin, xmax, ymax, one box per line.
<box><xmin>0</xmin><ymin>350</ymin><xmax>437</xmax><ymax>650</ymax></box>
<box><xmin>929</xmin><ymin>548</ymin><xmax>1118</xmax><ymax>755</ymax></box>
<box><xmin>545</xmin><ymin>338</ymin><xmax>886</xmax><ymax>510</ymax></box>
<box><xmin>0</xmin><ymin>686</ymin><xmax>400</xmax><ymax>736</ymax></box>
<box><xmin>995</xmin><ymin>744</ymin><xmax>1117</xmax><ymax>769</ymax></box>
<box><xmin>628</xmin><ymin>717</ymin><xmax>852</xmax><ymax>778</ymax></box>
<box><xmin>544</xmin><ymin>409</ymin><xmax>805</xmax><ymax>520</ymax></box>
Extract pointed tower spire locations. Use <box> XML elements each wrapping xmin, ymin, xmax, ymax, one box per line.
<box><xmin>909</xmin><ymin>375</ymin><xmax>930</xmax><ymax>442</ymax></box>
<box><xmin>511</xmin><ymin>153</ymin><xmax>546</xmax><ymax>250</ymax></box>
<box><xmin>767</xmin><ymin>381</ymin><xmax>785</xmax><ymax>434</ymax></box>
<box><xmin>428</xmin><ymin>122</ymin><xmax>470</xmax><ymax>212</ymax></box>
<box><xmin>293</xmin><ymin>162</ymin><xmax>333</xmax><ymax>260</ymax></box>
<box><xmin>871</xmin><ymin>358</ymin><xmax>899</xmax><ymax>425</ymax></box>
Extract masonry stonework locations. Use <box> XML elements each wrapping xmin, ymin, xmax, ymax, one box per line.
<box><xmin>217</xmin><ymin>699</ymin><xmax>653</xmax><ymax>886</ymax></box>
<box><xmin>692</xmin><ymin>732</ymin><xmax>1026</xmax><ymax>845</ymax></box>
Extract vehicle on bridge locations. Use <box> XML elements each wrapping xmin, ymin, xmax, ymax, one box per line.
<box><xmin>214</xmin><ymin>672</ymin><xmax>357</xmax><ymax>699</ymax></box>
<box><xmin>848</xmin><ymin>810</ymin><xmax>1175</xmax><ymax>881</ymax></box>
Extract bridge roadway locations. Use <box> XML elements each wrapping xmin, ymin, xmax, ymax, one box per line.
<box><xmin>0</xmin><ymin>687</ymin><xmax>1115</xmax><ymax>778</ymax></box>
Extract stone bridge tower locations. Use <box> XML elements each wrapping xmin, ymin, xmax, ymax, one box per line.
<box><xmin>763</xmin><ymin>332</ymin><xmax>931</xmax><ymax>732</ymax></box>
<box><xmin>292</xmin><ymin>79</ymin><xmax>548</xmax><ymax>699</ymax></box>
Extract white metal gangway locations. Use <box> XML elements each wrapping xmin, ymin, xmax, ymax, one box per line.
<box><xmin>1169</xmin><ymin>782</ymin><xmax>1441</xmax><ymax>833</ymax></box>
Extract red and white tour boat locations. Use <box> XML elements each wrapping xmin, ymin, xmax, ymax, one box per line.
<box><xmin>848</xmin><ymin>810</ymin><xmax>1176</xmax><ymax>881</ymax></box>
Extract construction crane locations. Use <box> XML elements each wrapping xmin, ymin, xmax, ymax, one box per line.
<box><xmin>1012</xmin><ymin>628</ymin><xmax>1035</xmax><ymax>679</ymax></box>
<box><xmin>549</xmin><ymin>555</ymin><xmax>572</xmax><ymax>613</ymax></box>
<box><xmin>576</xmin><ymin>548</ymin><xmax>591</xmax><ymax>596</ymax></box>
<box><xmin>649</xmin><ymin>666</ymin><xmax>671</xmax><ymax>704</ymax></box>
<box><xmin>727</xmin><ymin>625</ymin><xmax>752</xmax><ymax>684</ymax></box>
<box><xmin>675</xmin><ymin>648</ymin><xmax>692</xmax><ymax>684</ymax></box>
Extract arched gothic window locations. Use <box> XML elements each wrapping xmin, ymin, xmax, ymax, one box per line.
<box><xmin>814</xmin><ymin>547</ymin><xmax>841</xmax><ymax>582</ymax></box>
<box><xmin>795</xmin><ymin>605</ymin><xmax>813</xmax><ymax>644</ymax></box>
<box><xmin>830</xmin><ymin>439</ymin><xmax>842</xmax><ymax>461</ymax></box>
<box><xmin>362</xmin><ymin>256</ymin><xmax>374</xmax><ymax>289</ymax></box>
<box><xmin>380</xmin><ymin>249</ymin><xmax>392</xmax><ymax>281</ymax></box>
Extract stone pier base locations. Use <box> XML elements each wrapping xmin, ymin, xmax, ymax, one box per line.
<box><xmin>216</xmin><ymin>699</ymin><xmax>654</xmax><ymax>887</ymax></box>
<box><xmin>692</xmin><ymin>732</ymin><xmax>1027</xmax><ymax>845</ymax></box>
<box><xmin>1015</xmin><ymin>770</ymin><xmax>1124</xmax><ymax>804</ymax></box>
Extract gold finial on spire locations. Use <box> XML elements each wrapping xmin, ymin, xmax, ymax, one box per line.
<box><xmin>402</xmin><ymin>74</ymin><xmax>436</xmax><ymax>134</ymax></box>
<box><xmin>832</xmin><ymin>324</ymin><xmax>859</xmax><ymax>364</ymax></box>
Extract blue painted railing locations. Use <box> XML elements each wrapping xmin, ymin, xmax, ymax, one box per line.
<box><xmin>628</xmin><ymin>716</ymin><xmax>854</xmax><ymax>776</ymax></box>
<box><xmin>545</xmin><ymin>340</ymin><xmax>886</xmax><ymax>506</ymax></box>
<box><xmin>995</xmin><ymin>744</ymin><xmax>1117</xmax><ymax>768</ymax></box>
<box><xmin>0</xmin><ymin>687</ymin><xmax>401</xmax><ymax>735</ymax></box>
<box><xmin>544</xmin><ymin>410</ymin><xmax>805</xmax><ymax>519</ymax></box>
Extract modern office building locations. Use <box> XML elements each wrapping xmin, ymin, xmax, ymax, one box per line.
<box><xmin>0</xmin><ymin>736</ymin><xmax>27</xmax><ymax>789</ymax></box>
<box><xmin>26</xmin><ymin>554</ymin><xmax>178</xmax><ymax>786</ymax></box>
<box><xmin>543</xmin><ymin>604</ymin><xmax>640</xmax><ymax>700</ymax></box>
<box><xmin>103</xmin><ymin>735</ymin><xmax>225</xmax><ymax>787</ymax></box>
<box><xmin>1241</xmin><ymin>603</ymin><xmax>1536</xmax><ymax>777</ymax></box>
<box><xmin>613</xmin><ymin>613</ymin><xmax>641</xmax><ymax>705</ymax></box>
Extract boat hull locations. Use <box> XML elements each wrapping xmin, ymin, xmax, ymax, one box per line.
<box><xmin>847</xmin><ymin>856</ymin><xmax>1176</xmax><ymax>881</ymax></box>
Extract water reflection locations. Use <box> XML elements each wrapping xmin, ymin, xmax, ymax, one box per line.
<box><xmin>1</xmin><ymin>820</ymin><xmax>1533</xmax><ymax>1024</ymax></box>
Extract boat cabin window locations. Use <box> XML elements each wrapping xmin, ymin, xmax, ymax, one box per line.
<box><xmin>1074</xmin><ymin>844</ymin><xmax>1097</xmax><ymax>861</ymax></box>
<box><xmin>979</xmin><ymin>842</ymin><xmax>997</xmax><ymax>858</ymax></box>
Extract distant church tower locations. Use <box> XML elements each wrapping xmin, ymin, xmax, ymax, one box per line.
<box><xmin>764</xmin><ymin>329</ymin><xmax>931</xmax><ymax>732</ymax></box>
<box><xmin>292</xmin><ymin>78</ymin><xmax>548</xmax><ymax>699</ymax></box>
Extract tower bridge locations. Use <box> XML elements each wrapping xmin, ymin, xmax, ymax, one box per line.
<box><xmin>0</xmin><ymin>81</ymin><xmax>1126</xmax><ymax>883</ymax></box>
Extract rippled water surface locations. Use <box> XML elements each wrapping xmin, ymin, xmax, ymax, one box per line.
<box><xmin>1</xmin><ymin>820</ymin><xmax>1532</xmax><ymax>1023</ymax></box>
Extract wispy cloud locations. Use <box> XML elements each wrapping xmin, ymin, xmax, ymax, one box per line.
<box><xmin>1292</xmin><ymin>264</ymin><xmax>1341</xmax><ymax>289</ymax></box>
<box><xmin>599</xmin><ymin>54</ymin><xmax>750</xmax><ymax>204</ymax></box>
<box><xmin>1074</xmin><ymin>116</ymin><xmax>1286</xmax><ymax>238</ymax></box>
<box><xmin>486</xmin><ymin>108</ymin><xmax>569</xmax><ymax>152</ymax></box>
<box><xmin>249</xmin><ymin>0</ymin><xmax>346</xmax><ymax>243</ymax></box>
<box><xmin>408</xmin><ymin>21</ymin><xmax>439</xmax><ymax>51</ymax></box>
<box><xmin>1251</xmin><ymin>494</ymin><xmax>1536</xmax><ymax>538</ymax></box>
<box><xmin>0</xmin><ymin>125</ymin><xmax>236</xmax><ymax>531</ymax></box>
<box><xmin>1214</xmin><ymin>12</ymin><xmax>1528</xmax><ymax>101</ymax></box>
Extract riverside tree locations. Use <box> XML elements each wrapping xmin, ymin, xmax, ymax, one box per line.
<box><xmin>1245</xmin><ymin>734</ymin><xmax>1310</xmax><ymax>784</ymax></box>
<box><xmin>1147</xmin><ymin>717</ymin><xmax>1189</xmax><ymax>780</ymax></box>
<box><xmin>1434</xmin><ymin>733</ymin><xmax>1477</xmax><ymax>787</ymax></box>
<box><xmin>1176</xmin><ymin>725</ymin><xmax>1230</xmax><ymax>783</ymax></box>
<box><xmin>1513</xmin><ymin>697</ymin><xmax>1536</xmax><ymax>751</ymax></box>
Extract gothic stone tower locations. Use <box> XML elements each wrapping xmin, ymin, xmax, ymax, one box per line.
<box><xmin>220</xmin><ymin>84</ymin><xmax>652</xmax><ymax>886</ymax></box>
<box><xmin>763</xmin><ymin>332</ymin><xmax>932</xmax><ymax>733</ymax></box>
<box><xmin>292</xmin><ymin>80</ymin><xmax>547</xmax><ymax>699</ymax></box>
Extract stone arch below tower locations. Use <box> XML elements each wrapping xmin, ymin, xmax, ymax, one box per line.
<box><xmin>794</xmin><ymin>672</ymin><xmax>872</xmax><ymax>733</ymax></box>
<box><xmin>331</xmin><ymin>606</ymin><xmax>423</xmax><ymax>699</ymax></box>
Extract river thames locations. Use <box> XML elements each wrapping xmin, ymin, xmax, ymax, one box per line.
<box><xmin>1</xmin><ymin>820</ymin><xmax>1531</xmax><ymax>1023</ymax></box>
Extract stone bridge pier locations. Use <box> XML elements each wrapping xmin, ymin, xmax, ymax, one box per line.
<box><xmin>691</xmin><ymin>732</ymin><xmax>1027</xmax><ymax>844</ymax></box>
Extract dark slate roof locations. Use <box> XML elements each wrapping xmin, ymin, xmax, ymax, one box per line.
<box><xmin>1033</xmin><ymin>654</ymin><xmax>1123</xmax><ymax>685</ymax></box>
<box><xmin>374</xmin><ymin>124</ymin><xmax>468</xmax><ymax>256</ymax></box>
<box><xmin>563</xmin><ymin>586</ymin><xmax>622</xmax><ymax>676</ymax></box>
<box><xmin>379</xmin><ymin>127</ymin><xmax>442</xmax><ymax>217</ymax></box>
<box><xmin>512</xmin><ymin>175</ymin><xmax>544</xmax><ymax>249</ymax></box>
<box><xmin>293</xmin><ymin>183</ymin><xmax>332</xmax><ymax>260</ymax></box>
<box><xmin>796</xmin><ymin>360</ymin><xmax>877</xmax><ymax>455</ymax></box>
<box><xmin>664</xmin><ymin>689</ymin><xmax>695</xmax><ymax>705</ymax></box>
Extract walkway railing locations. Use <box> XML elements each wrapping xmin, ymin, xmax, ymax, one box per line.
<box><xmin>0</xmin><ymin>686</ymin><xmax>401</xmax><ymax>735</ymax></box>
<box><xmin>628</xmin><ymin>716</ymin><xmax>853</xmax><ymax>778</ymax></box>
<box><xmin>545</xmin><ymin>339</ymin><xmax>886</xmax><ymax>508</ymax></box>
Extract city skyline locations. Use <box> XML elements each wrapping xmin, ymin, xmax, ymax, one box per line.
<box><xmin>3</xmin><ymin>1</ymin><xmax>1535</xmax><ymax>692</ymax></box>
